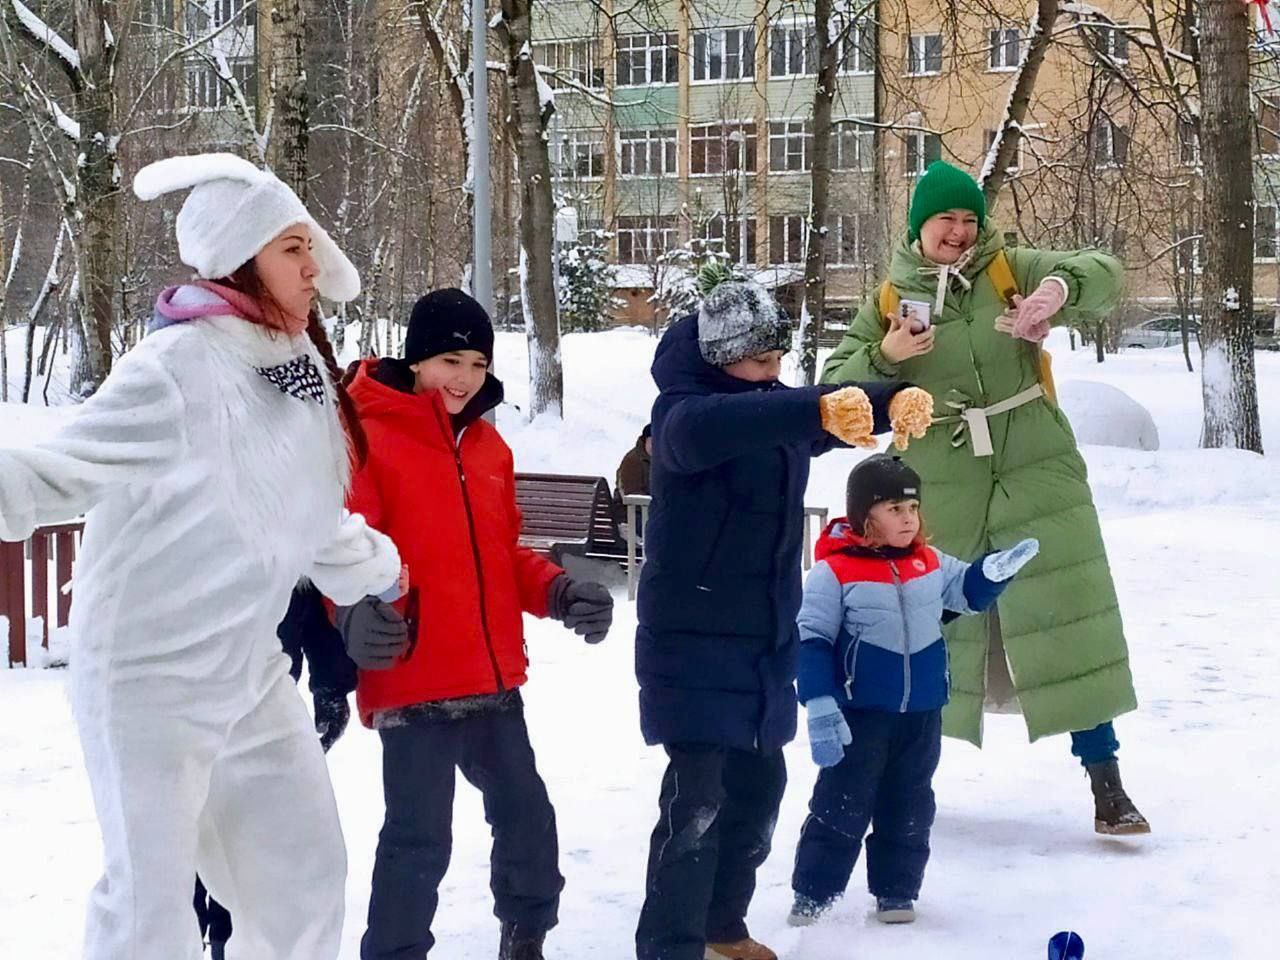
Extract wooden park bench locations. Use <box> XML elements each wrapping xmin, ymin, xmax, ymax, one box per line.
<box><xmin>514</xmin><ymin>472</ymin><xmax>629</xmax><ymax>567</ymax></box>
<box><xmin>1</xmin><ymin>520</ymin><xmax>84</xmax><ymax>667</ymax></box>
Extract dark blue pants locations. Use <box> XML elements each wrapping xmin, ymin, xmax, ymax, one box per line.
<box><xmin>360</xmin><ymin>701</ymin><xmax>564</xmax><ymax>960</ymax></box>
<box><xmin>192</xmin><ymin>876</ymin><xmax>232</xmax><ymax>945</ymax></box>
<box><xmin>792</xmin><ymin>709</ymin><xmax>941</xmax><ymax>905</ymax></box>
<box><xmin>1070</xmin><ymin>721</ymin><xmax>1120</xmax><ymax>766</ymax></box>
<box><xmin>636</xmin><ymin>744</ymin><xmax>787</xmax><ymax>960</ymax></box>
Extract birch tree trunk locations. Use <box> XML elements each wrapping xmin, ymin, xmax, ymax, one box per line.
<box><xmin>798</xmin><ymin>0</ymin><xmax>838</xmax><ymax>386</ymax></box>
<box><xmin>270</xmin><ymin>0</ymin><xmax>309</xmax><ymax>199</ymax></box>
<box><xmin>500</xmin><ymin>0</ymin><xmax>563</xmax><ymax>418</ymax></box>
<box><xmin>1198</xmin><ymin>0</ymin><xmax>1263</xmax><ymax>452</ymax></box>
<box><xmin>73</xmin><ymin>0</ymin><xmax>119</xmax><ymax>397</ymax></box>
<box><xmin>1</xmin><ymin>180</ymin><xmax>8</xmax><ymax>401</ymax></box>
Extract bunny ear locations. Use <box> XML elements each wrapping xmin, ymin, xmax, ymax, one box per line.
<box><xmin>133</xmin><ymin>153</ymin><xmax>265</xmax><ymax>201</ymax></box>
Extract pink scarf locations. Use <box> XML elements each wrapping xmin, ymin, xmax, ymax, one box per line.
<box><xmin>152</xmin><ymin>280</ymin><xmax>309</xmax><ymax>335</ymax></box>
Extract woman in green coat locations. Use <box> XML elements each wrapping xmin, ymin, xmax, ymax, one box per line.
<box><xmin>822</xmin><ymin>161</ymin><xmax>1148</xmax><ymax>835</ymax></box>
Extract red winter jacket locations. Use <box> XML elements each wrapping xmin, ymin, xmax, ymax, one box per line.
<box><xmin>345</xmin><ymin>359</ymin><xmax>562</xmax><ymax>725</ymax></box>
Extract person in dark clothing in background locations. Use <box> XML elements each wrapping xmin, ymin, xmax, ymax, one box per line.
<box><xmin>613</xmin><ymin>424</ymin><xmax>653</xmax><ymax>533</ymax></box>
<box><xmin>194</xmin><ymin>582</ymin><xmax>358</xmax><ymax>958</ymax></box>
<box><xmin>633</xmin><ymin>277</ymin><xmax>933</xmax><ymax>960</ymax></box>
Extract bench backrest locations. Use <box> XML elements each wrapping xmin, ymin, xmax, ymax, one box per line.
<box><xmin>514</xmin><ymin>473</ymin><xmax>616</xmax><ymax>554</ymax></box>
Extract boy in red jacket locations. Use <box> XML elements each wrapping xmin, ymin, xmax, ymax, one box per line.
<box><xmin>337</xmin><ymin>289</ymin><xmax>614</xmax><ymax>960</ymax></box>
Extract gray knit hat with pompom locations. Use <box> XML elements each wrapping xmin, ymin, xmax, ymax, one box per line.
<box><xmin>696</xmin><ymin>280</ymin><xmax>792</xmax><ymax>367</ymax></box>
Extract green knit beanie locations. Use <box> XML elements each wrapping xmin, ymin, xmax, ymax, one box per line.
<box><xmin>907</xmin><ymin>161</ymin><xmax>986</xmax><ymax>241</ymax></box>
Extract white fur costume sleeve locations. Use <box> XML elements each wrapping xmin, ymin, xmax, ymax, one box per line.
<box><xmin>310</xmin><ymin>509</ymin><xmax>400</xmax><ymax>606</ymax></box>
<box><xmin>0</xmin><ymin>348</ymin><xmax>186</xmax><ymax>542</ymax></box>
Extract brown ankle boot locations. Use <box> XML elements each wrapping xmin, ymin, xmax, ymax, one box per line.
<box><xmin>1086</xmin><ymin>759</ymin><xmax>1151</xmax><ymax>835</ymax></box>
<box><xmin>704</xmin><ymin>936</ymin><xmax>778</xmax><ymax>960</ymax></box>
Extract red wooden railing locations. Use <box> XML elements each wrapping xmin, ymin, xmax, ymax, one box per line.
<box><xmin>1</xmin><ymin>521</ymin><xmax>84</xmax><ymax>666</ymax></box>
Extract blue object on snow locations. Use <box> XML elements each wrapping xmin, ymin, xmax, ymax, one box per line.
<box><xmin>1048</xmin><ymin>930</ymin><xmax>1084</xmax><ymax>960</ymax></box>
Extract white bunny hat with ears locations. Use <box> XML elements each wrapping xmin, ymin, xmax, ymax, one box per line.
<box><xmin>133</xmin><ymin>153</ymin><xmax>361</xmax><ymax>303</ymax></box>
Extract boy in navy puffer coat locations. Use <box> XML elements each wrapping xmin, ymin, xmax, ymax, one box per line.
<box><xmin>634</xmin><ymin>280</ymin><xmax>936</xmax><ymax>960</ymax></box>
<box><xmin>789</xmin><ymin>455</ymin><xmax>1038</xmax><ymax>927</ymax></box>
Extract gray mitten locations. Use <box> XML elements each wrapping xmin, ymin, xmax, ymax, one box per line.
<box><xmin>546</xmin><ymin>575</ymin><xmax>614</xmax><ymax>644</ymax></box>
<box><xmin>336</xmin><ymin>596</ymin><xmax>409</xmax><ymax>669</ymax></box>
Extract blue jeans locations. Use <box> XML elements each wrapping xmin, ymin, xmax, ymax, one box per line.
<box><xmin>1069</xmin><ymin>721</ymin><xmax>1119</xmax><ymax>766</ymax></box>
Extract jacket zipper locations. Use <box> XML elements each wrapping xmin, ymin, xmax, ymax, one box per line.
<box><xmin>890</xmin><ymin>562</ymin><xmax>911</xmax><ymax>711</ymax></box>
<box><xmin>451</xmin><ymin>423</ymin><xmax>505</xmax><ymax>693</ymax></box>
<box><xmin>843</xmin><ymin>633</ymin><xmax>861</xmax><ymax>700</ymax></box>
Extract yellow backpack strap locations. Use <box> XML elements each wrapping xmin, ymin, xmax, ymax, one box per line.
<box><xmin>992</xmin><ymin>247</ymin><xmax>1059</xmax><ymax>405</ymax></box>
<box><xmin>1039</xmin><ymin>348</ymin><xmax>1057</xmax><ymax>405</ymax></box>
<box><xmin>878</xmin><ymin>281</ymin><xmax>900</xmax><ymax>331</ymax></box>
<box><xmin>986</xmin><ymin>247</ymin><xmax>1019</xmax><ymax>307</ymax></box>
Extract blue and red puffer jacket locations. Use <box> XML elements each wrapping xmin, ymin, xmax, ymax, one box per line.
<box><xmin>795</xmin><ymin>519</ymin><xmax>1005</xmax><ymax>713</ymax></box>
<box><xmin>345</xmin><ymin>358</ymin><xmax>562</xmax><ymax>726</ymax></box>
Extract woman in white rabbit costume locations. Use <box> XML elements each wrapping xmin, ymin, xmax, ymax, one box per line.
<box><xmin>0</xmin><ymin>154</ymin><xmax>403</xmax><ymax>959</ymax></box>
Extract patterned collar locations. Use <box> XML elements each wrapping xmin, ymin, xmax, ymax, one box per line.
<box><xmin>256</xmin><ymin>354</ymin><xmax>327</xmax><ymax>404</ymax></box>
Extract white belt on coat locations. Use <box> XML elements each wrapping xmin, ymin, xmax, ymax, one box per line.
<box><xmin>935</xmin><ymin>383</ymin><xmax>1045</xmax><ymax>457</ymax></box>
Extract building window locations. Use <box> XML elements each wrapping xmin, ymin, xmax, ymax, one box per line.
<box><xmin>701</xmin><ymin>215</ymin><xmax>758</xmax><ymax>264</ymax></box>
<box><xmin>1258</xmin><ymin>100</ymin><xmax>1280</xmax><ymax>156</ymax></box>
<box><xmin>904</xmin><ymin>130</ymin><xmax>942</xmax><ymax>176</ymax></box>
<box><xmin>769</xmin><ymin>214</ymin><xmax>807</xmax><ymax>264</ymax></box>
<box><xmin>619</xmin><ymin>128</ymin><xmax>677</xmax><ymax>176</ymax></box>
<box><xmin>616</xmin><ymin>32</ymin><xmax>678</xmax><ymax>87</ymax></box>
<box><xmin>770</xmin><ymin>23</ymin><xmax>817</xmax><ymax>77</ymax></box>
<box><xmin>138</xmin><ymin>0</ymin><xmax>174</xmax><ymax>27</ymax></box>
<box><xmin>1256</xmin><ymin>204</ymin><xmax>1278</xmax><ymax>260</ymax></box>
<box><xmin>1089</xmin><ymin>24</ymin><xmax>1130</xmax><ymax>63</ymax></box>
<box><xmin>617</xmin><ymin>216</ymin><xmax>679</xmax><ymax>263</ymax></box>
<box><xmin>983</xmin><ymin>128</ymin><xmax>1023</xmax><ymax>172</ymax></box>
<box><xmin>833</xmin><ymin>121</ymin><xmax>874</xmax><ymax>171</ymax></box>
<box><xmin>212</xmin><ymin>0</ymin><xmax>247</xmax><ymax>27</ymax></box>
<box><xmin>1092</xmin><ymin>117</ymin><xmax>1129</xmax><ymax>167</ymax></box>
<box><xmin>769</xmin><ymin>119</ymin><xmax>812</xmax><ymax>172</ymax></box>
<box><xmin>906</xmin><ymin>33</ymin><xmax>942</xmax><ymax>75</ymax></box>
<box><xmin>185</xmin><ymin>57</ymin><xmax>255</xmax><ymax>109</ymax></box>
<box><xmin>832</xmin><ymin>213</ymin><xmax>873</xmax><ymax>265</ymax></box>
<box><xmin>839</xmin><ymin>19</ymin><xmax>875</xmax><ymax>75</ymax></box>
<box><xmin>691</xmin><ymin>122</ymin><xmax>757</xmax><ymax>175</ymax></box>
<box><xmin>988</xmin><ymin>26</ymin><xmax>1021</xmax><ymax>70</ymax></box>
<box><xmin>552</xmin><ymin>129</ymin><xmax>605</xmax><ymax>179</ymax></box>
<box><xmin>534</xmin><ymin>39</ymin><xmax>604</xmax><ymax>89</ymax></box>
<box><xmin>1178</xmin><ymin>118</ymin><xmax>1200</xmax><ymax>165</ymax></box>
<box><xmin>693</xmin><ymin>27</ymin><xmax>755</xmax><ymax>82</ymax></box>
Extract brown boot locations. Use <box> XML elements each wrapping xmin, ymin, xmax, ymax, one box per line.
<box><xmin>1086</xmin><ymin>759</ymin><xmax>1151</xmax><ymax>835</ymax></box>
<box><xmin>705</xmin><ymin>937</ymin><xmax>778</xmax><ymax>960</ymax></box>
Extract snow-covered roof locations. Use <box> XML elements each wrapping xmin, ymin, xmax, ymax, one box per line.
<box><xmin>609</xmin><ymin>263</ymin><xmax>805</xmax><ymax>291</ymax></box>
<box><xmin>611</xmin><ymin>264</ymin><xmax>656</xmax><ymax>289</ymax></box>
<box><xmin>748</xmin><ymin>265</ymin><xmax>804</xmax><ymax>288</ymax></box>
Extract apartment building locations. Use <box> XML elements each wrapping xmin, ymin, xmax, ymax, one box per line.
<box><xmin>534</xmin><ymin>0</ymin><xmax>881</xmax><ymax>325</ymax></box>
<box><xmin>533</xmin><ymin>0</ymin><xmax>1280</xmax><ymax>332</ymax></box>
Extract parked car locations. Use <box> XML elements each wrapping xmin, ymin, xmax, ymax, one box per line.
<box><xmin>1120</xmin><ymin>315</ymin><xmax>1199</xmax><ymax>349</ymax></box>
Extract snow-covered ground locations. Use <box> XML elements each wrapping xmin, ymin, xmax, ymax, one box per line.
<box><xmin>2</xmin><ymin>326</ymin><xmax>1279</xmax><ymax>958</ymax></box>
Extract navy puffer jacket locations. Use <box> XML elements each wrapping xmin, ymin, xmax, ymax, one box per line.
<box><xmin>635</xmin><ymin>314</ymin><xmax>905</xmax><ymax>753</ymax></box>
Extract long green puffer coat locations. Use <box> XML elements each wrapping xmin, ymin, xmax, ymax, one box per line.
<box><xmin>822</xmin><ymin>224</ymin><xmax>1137</xmax><ymax>746</ymax></box>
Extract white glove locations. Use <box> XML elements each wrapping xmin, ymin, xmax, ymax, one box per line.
<box><xmin>982</xmin><ymin>538</ymin><xmax>1039</xmax><ymax>582</ymax></box>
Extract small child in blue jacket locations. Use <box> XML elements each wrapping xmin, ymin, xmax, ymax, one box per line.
<box><xmin>789</xmin><ymin>455</ymin><xmax>1038</xmax><ymax>926</ymax></box>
